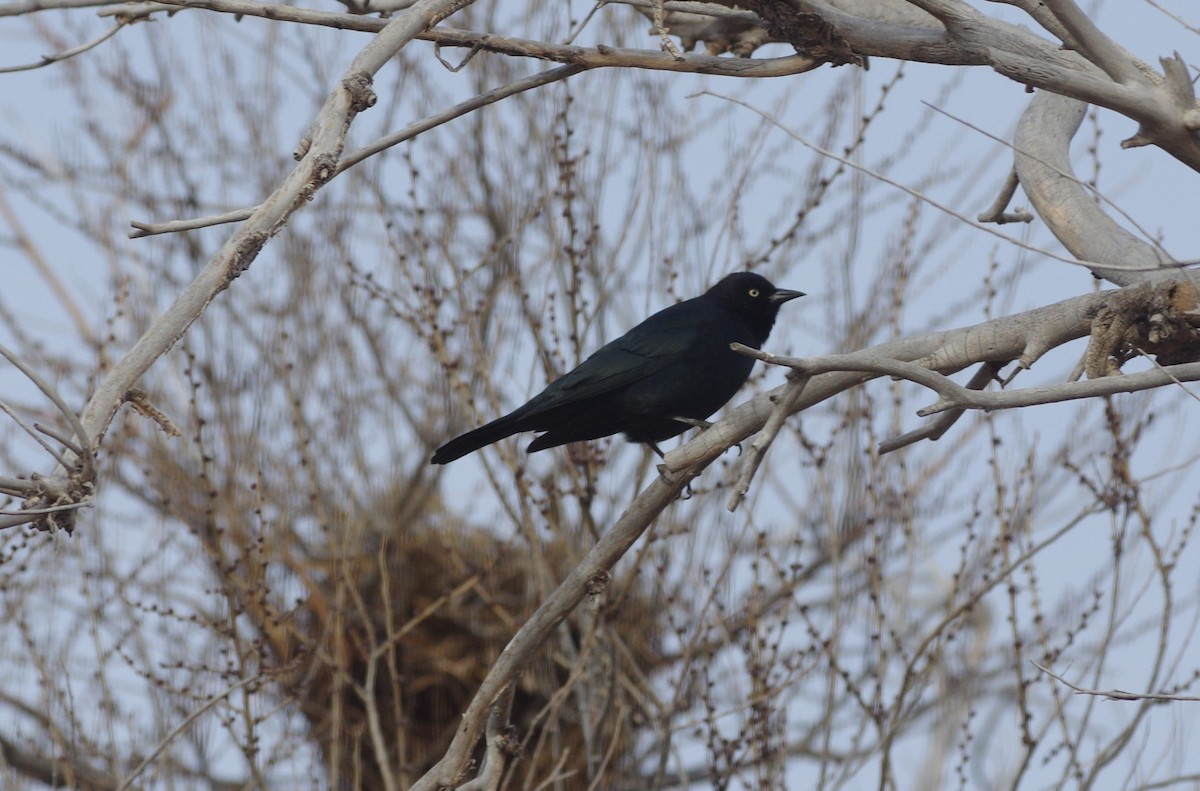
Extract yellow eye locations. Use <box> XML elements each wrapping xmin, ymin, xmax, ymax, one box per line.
<box><xmin>748</xmin><ymin>288</ymin><xmax>760</xmax><ymax>297</ymax></box>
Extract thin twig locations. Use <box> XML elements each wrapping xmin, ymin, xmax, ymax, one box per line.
<box><xmin>0</xmin><ymin>190</ymin><xmax>96</xmax><ymax>341</ymax></box>
<box><xmin>105</xmin><ymin>0</ymin><xmax>814</xmax><ymax>76</ymax></box>
<box><xmin>1031</xmin><ymin>661</ymin><xmax>1200</xmax><ymax>702</ymax></box>
<box><xmin>739</xmin><ymin>347</ymin><xmax>1200</xmax><ymax>418</ymax></box>
<box><xmin>32</xmin><ymin>423</ymin><xmax>84</xmax><ymax>457</ymax></box>
<box><xmin>976</xmin><ymin>169</ymin><xmax>1033</xmax><ymax>225</ymax></box>
<box><xmin>0</xmin><ymin>0</ymin><xmax>120</xmax><ymax>13</ymax></box>
<box><xmin>0</xmin><ymin>19</ymin><xmax>125</xmax><ymax>73</ymax></box>
<box><xmin>878</xmin><ymin>361</ymin><xmax>1004</xmax><ymax>453</ymax></box>
<box><xmin>131</xmin><ymin>64</ymin><xmax>580</xmax><ymax>237</ymax></box>
<box><xmin>410</xmin><ymin>466</ymin><xmax>703</xmax><ymax>790</ymax></box>
<box><xmin>0</xmin><ymin>500</ymin><xmax>92</xmax><ymax>516</ymax></box>
<box><xmin>1142</xmin><ymin>0</ymin><xmax>1200</xmax><ymax>36</ymax></box>
<box><xmin>0</xmin><ymin>343</ymin><xmax>91</xmax><ymax>477</ymax></box>
<box><xmin>652</xmin><ymin>0</ymin><xmax>686</xmax><ymax>61</ymax></box>
<box><xmin>925</xmin><ymin>100</ymin><xmax>1173</xmax><ymax>258</ymax></box>
<box><xmin>874</xmin><ymin>508</ymin><xmax>1097</xmax><ymax>764</ymax></box>
<box><xmin>76</xmin><ymin>0</ymin><xmax>477</xmax><ymax>468</ymax></box>
<box><xmin>0</xmin><ymin>400</ymin><xmax>71</xmax><ymax>468</ymax></box>
<box><xmin>1136</xmin><ymin>348</ymin><xmax>1200</xmax><ymax>406</ymax></box>
<box><xmin>616</xmin><ymin>0</ymin><xmax>760</xmax><ymax>21</ymax></box>
<box><xmin>359</xmin><ymin>644</ymin><xmax>399</xmax><ymax>791</ymax></box>
<box><xmin>698</xmin><ymin>89</ymin><xmax>1191</xmax><ymax>273</ymax></box>
<box><xmin>129</xmin><ymin>207</ymin><xmax>255</xmax><ymax>239</ymax></box>
<box><xmin>116</xmin><ymin>674</ymin><xmax>265</xmax><ymax>790</ymax></box>
<box><xmin>726</xmin><ymin>361</ymin><xmax>810</xmax><ymax>511</ymax></box>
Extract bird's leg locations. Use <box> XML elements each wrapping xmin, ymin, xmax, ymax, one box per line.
<box><xmin>672</xmin><ymin>416</ymin><xmax>743</xmax><ymax>455</ymax></box>
<box><xmin>671</xmin><ymin>416</ymin><xmax>713</xmax><ymax>430</ymax></box>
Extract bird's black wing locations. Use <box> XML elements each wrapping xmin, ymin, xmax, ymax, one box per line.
<box><xmin>510</xmin><ymin>300</ymin><xmax>712</xmax><ymax>421</ymax></box>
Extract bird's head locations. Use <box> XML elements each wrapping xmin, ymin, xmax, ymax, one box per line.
<box><xmin>708</xmin><ymin>272</ymin><xmax>804</xmax><ymax>342</ymax></box>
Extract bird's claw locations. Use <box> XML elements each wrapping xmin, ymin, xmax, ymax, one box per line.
<box><xmin>655</xmin><ymin>463</ymin><xmax>692</xmax><ymax>499</ymax></box>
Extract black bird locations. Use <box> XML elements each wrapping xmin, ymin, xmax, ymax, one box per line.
<box><xmin>431</xmin><ymin>272</ymin><xmax>803</xmax><ymax>464</ymax></box>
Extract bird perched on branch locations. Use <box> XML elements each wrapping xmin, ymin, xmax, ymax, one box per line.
<box><xmin>431</xmin><ymin>272</ymin><xmax>804</xmax><ymax>464</ymax></box>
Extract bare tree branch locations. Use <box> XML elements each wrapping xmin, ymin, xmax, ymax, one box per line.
<box><xmin>1040</xmin><ymin>0</ymin><xmax>1143</xmax><ymax>85</ymax></box>
<box><xmin>741</xmin><ymin>347</ymin><xmax>1200</xmax><ymax>421</ymax></box>
<box><xmin>4</xmin><ymin>0</ymin><xmax>1200</xmax><ymax>787</ymax></box>
<box><xmin>130</xmin><ymin>63</ymin><xmax>588</xmax><ymax>237</ymax></box>
<box><xmin>0</xmin><ymin>735</ymin><xmax>119</xmax><ymax>791</ymax></box>
<box><xmin>115</xmin><ymin>674</ymin><xmax>265</xmax><ymax>791</ymax></box>
<box><xmin>0</xmin><ymin>18</ymin><xmax>125</xmax><ymax>72</ymax></box>
<box><xmin>878</xmin><ymin>360</ymin><xmax>1003</xmax><ymax>452</ymax></box>
<box><xmin>704</xmin><ymin>0</ymin><xmax>1200</xmax><ymax>170</ymax></box>
<box><xmin>1032</xmin><ymin>662</ymin><xmax>1200</xmax><ymax>703</ymax></box>
<box><xmin>412</xmin><ymin>469</ymin><xmax>706</xmax><ymax>789</ymax></box>
<box><xmin>726</xmin><ymin>370</ymin><xmax>810</xmax><ymax>511</ymax></box>
<box><xmin>105</xmin><ymin>0</ymin><xmax>819</xmax><ymax>77</ymax></box>
<box><xmin>664</xmin><ymin>277</ymin><xmax>1199</xmax><ymax>470</ymax></box>
<box><xmin>1014</xmin><ymin>91</ymin><xmax>1177</xmax><ymax>286</ymax></box>
<box><xmin>0</xmin><ymin>0</ymin><xmax>114</xmax><ymax>15</ymax></box>
<box><xmin>700</xmin><ymin>88</ymin><xmax>1178</xmax><ymax>274</ymax></box>
<box><xmin>458</xmin><ymin>683</ymin><xmax>517</xmax><ymax>791</ymax></box>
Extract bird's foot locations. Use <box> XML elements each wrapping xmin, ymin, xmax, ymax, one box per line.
<box><xmin>655</xmin><ymin>462</ymin><xmax>693</xmax><ymax>499</ymax></box>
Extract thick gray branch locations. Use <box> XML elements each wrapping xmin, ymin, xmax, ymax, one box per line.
<box><xmin>662</xmin><ymin>279</ymin><xmax>1196</xmax><ymax>471</ymax></box>
<box><xmin>741</xmin><ymin>349</ymin><xmax>1200</xmax><ymax>415</ymax></box>
<box><xmin>1013</xmin><ymin>91</ymin><xmax>1175</xmax><ymax>286</ymax></box>
<box><xmin>697</xmin><ymin>0</ymin><xmax>1200</xmax><ymax>170</ymax></box>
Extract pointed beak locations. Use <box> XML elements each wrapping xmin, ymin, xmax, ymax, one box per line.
<box><xmin>769</xmin><ymin>288</ymin><xmax>805</xmax><ymax>304</ymax></box>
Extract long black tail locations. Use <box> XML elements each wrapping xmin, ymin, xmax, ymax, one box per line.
<box><xmin>431</xmin><ymin>415</ymin><xmax>526</xmax><ymax>464</ymax></box>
